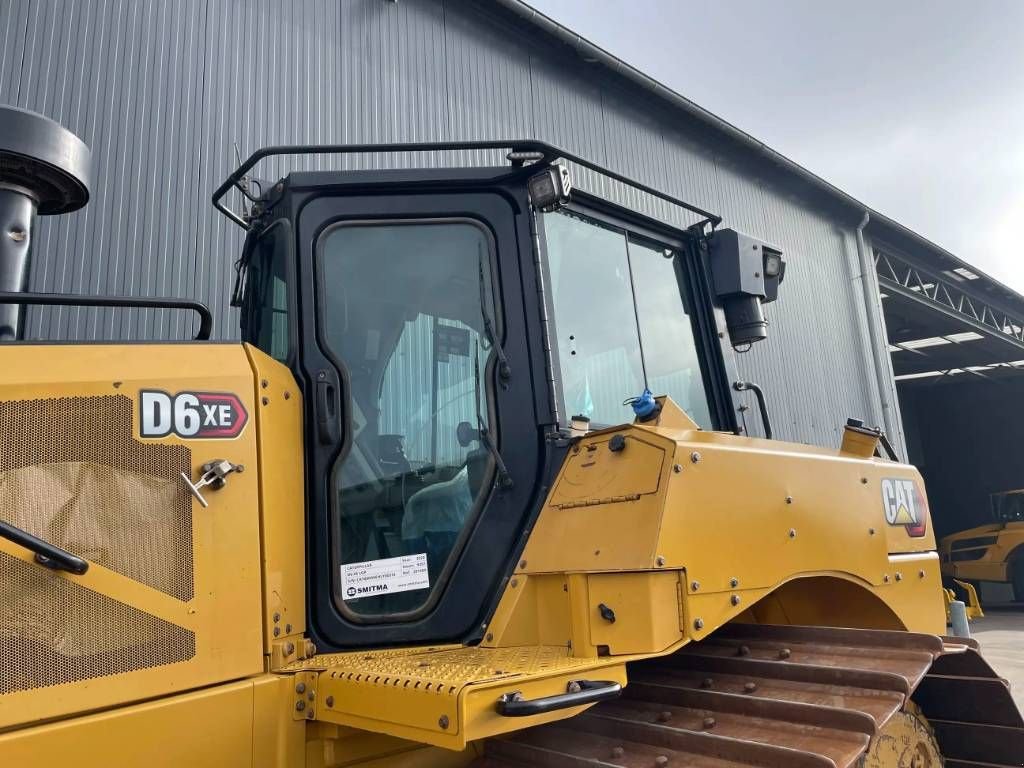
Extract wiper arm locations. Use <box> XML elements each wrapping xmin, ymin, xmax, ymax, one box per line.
<box><xmin>474</xmin><ymin>341</ymin><xmax>513</xmax><ymax>489</ymax></box>
<box><xmin>0</xmin><ymin>520</ymin><xmax>89</xmax><ymax>575</ymax></box>
<box><xmin>478</xmin><ymin>252</ymin><xmax>511</xmax><ymax>381</ymax></box>
<box><xmin>478</xmin><ymin>421</ymin><xmax>513</xmax><ymax>489</ymax></box>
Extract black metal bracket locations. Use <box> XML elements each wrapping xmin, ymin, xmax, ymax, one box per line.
<box><xmin>212</xmin><ymin>139</ymin><xmax>722</xmax><ymax>232</ymax></box>
<box><xmin>0</xmin><ymin>291</ymin><xmax>213</xmax><ymax>340</ymax></box>
<box><xmin>495</xmin><ymin>679</ymin><xmax>621</xmax><ymax>716</ymax></box>
<box><xmin>0</xmin><ymin>520</ymin><xmax>89</xmax><ymax>575</ymax></box>
<box><xmin>877</xmin><ymin>430</ymin><xmax>899</xmax><ymax>461</ymax></box>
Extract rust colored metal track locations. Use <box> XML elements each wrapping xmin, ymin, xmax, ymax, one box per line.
<box><xmin>476</xmin><ymin>624</ymin><xmax>1024</xmax><ymax>768</ymax></box>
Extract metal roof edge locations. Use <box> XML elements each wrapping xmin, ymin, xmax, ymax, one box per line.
<box><xmin>491</xmin><ymin>0</ymin><xmax>1024</xmax><ymax>308</ymax></box>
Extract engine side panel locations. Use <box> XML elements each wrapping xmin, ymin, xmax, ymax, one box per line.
<box><xmin>0</xmin><ymin>678</ymin><xmax>262</xmax><ymax>767</ymax></box>
<box><xmin>0</xmin><ymin>344</ymin><xmax>263</xmax><ymax>731</ymax></box>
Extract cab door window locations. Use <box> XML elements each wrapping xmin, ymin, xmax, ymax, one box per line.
<box><xmin>317</xmin><ymin>220</ymin><xmax>497</xmax><ymax>618</ymax></box>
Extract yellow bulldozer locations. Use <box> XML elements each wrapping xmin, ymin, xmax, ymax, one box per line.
<box><xmin>1</xmin><ymin>107</ymin><xmax>1021</xmax><ymax>768</ymax></box>
<box><xmin>941</xmin><ymin>488</ymin><xmax>1024</xmax><ymax>612</ymax></box>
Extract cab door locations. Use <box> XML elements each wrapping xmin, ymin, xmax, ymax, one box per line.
<box><xmin>292</xmin><ymin>176</ymin><xmax>547</xmax><ymax>649</ymax></box>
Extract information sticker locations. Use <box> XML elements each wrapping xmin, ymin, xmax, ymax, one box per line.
<box><xmin>341</xmin><ymin>554</ymin><xmax>430</xmax><ymax>600</ymax></box>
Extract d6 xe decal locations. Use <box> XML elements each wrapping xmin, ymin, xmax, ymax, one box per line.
<box><xmin>140</xmin><ymin>390</ymin><xmax>249</xmax><ymax>439</ymax></box>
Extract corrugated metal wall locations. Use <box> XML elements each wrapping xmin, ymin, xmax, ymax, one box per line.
<box><xmin>0</xmin><ymin>0</ymin><xmax>898</xmax><ymax>451</ymax></box>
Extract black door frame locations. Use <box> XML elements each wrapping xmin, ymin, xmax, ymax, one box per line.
<box><xmin>290</xmin><ymin>174</ymin><xmax>550</xmax><ymax>650</ymax></box>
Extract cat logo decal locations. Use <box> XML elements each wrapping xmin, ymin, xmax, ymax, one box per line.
<box><xmin>881</xmin><ymin>477</ymin><xmax>928</xmax><ymax>538</ymax></box>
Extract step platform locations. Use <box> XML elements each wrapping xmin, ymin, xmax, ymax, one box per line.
<box><xmin>284</xmin><ymin>644</ymin><xmax>629</xmax><ymax>750</ymax></box>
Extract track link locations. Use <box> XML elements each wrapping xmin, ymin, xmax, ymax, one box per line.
<box><xmin>476</xmin><ymin>624</ymin><xmax>1024</xmax><ymax>767</ymax></box>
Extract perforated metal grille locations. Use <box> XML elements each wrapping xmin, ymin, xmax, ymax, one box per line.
<box><xmin>0</xmin><ymin>395</ymin><xmax>193</xmax><ymax>600</ymax></box>
<box><xmin>0</xmin><ymin>551</ymin><xmax>195</xmax><ymax>695</ymax></box>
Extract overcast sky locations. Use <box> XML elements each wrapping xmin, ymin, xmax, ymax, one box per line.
<box><xmin>528</xmin><ymin>0</ymin><xmax>1024</xmax><ymax>293</ymax></box>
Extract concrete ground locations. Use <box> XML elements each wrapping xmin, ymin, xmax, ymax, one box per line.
<box><xmin>969</xmin><ymin>603</ymin><xmax>1024</xmax><ymax>709</ymax></box>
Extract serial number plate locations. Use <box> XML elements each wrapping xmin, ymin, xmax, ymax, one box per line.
<box><xmin>341</xmin><ymin>554</ymin><xmax>430</xmax><ymax>600</ymax></box>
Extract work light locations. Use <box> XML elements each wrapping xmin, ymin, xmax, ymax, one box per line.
<box><xmin>528</xmin><ymin>165</ymin><xmax>572</xmax><ymax>212</ymax></box>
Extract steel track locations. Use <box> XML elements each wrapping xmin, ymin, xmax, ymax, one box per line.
<box><xmin>475</xmin><ymin>623</ymin><xmax>1024</xmax><ymax>767</ymax></box>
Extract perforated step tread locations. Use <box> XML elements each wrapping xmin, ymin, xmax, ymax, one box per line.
<box><xmin>303</xmin><ymin>644</ymin><xmax>628</xmax><ymax>750</ymax></box>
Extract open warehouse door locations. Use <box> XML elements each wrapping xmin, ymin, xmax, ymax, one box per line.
<box><xmin>876</xmin><ymin>243</ymin><xmax>1024</xmax><ymax>605</ymax></box>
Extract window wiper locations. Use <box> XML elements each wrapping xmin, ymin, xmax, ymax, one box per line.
<box><xmin>473</xmin><ymin>342</ymin><xmax>513</xmax><ymax>489</ymax></box>
<box><xmin>0</xmin><ymin>520</ymin><xmax>89</xmax><ymax>575</ymax></box>
<box><xmin>478</xmin><ymin>251</ymin><xmax>511</xmax><ymax>381</ymax></box>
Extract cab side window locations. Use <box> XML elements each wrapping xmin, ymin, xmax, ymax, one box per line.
<box><xmin>244</xmin><ymin>222</ymin><xmax>291</xmax><ymax>363</ymax></box>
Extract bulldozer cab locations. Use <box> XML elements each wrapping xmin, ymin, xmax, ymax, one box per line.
<box><xmin>991</xmin><ymin>489</ymin><xmax>1024</xmax><ymax>524</ymax></box>
<box><xmin>223</xmin><ymin>143</ymin><xmax>742</xmax><ymax>651</ymax></box>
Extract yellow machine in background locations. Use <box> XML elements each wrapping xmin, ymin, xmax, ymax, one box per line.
<box><xmin>0</xmin><ymin>122</ymin><xmax>1021</xmax><ymax>767</ymax></box>
<box><xmin>943</xmin><ymin>580</ymin><xmax>985</xmax><ymax>621</ymax></box>
<box><xmin>941</xmin><ymin>489</ymin><xmax>1024</xmax><ymax>603</ymax></box>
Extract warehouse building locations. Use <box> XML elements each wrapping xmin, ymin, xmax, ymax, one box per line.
<box><xmin>2</xmin><ymin>0</ymin><xmax>1022</xmax><ymax>542</ymax></box>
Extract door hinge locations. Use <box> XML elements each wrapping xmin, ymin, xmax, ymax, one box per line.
<box><xmin>272</xmin><ymin>636</ymin><xmax>317</xmax><ymax>671</ymax></box>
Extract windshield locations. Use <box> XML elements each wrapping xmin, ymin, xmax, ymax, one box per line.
<box><xmin>992</xmin><ymin>491</ymin><xmax>1024</xmax><ymax>523</ymax></box>
<box><xmin>318</xmin><ymin>220</ymin><xmax>497</xmax><ymax>617</ymax></box>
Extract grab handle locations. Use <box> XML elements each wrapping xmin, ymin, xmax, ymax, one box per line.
<box><xmin>733</xmin><ymin>380</ymin><xmax>773</xmax><ymax>440</ymax></box>
<box><xmin>0</xmin><ymin>520</ymin><xmax>89</xmax><ymax>575</ymax></box>
<box><xmin>316</xmin><ymin>379</ymin><xmax>339</xmax><ymax>444</ymax></box>
<box><xmin>496</xmin><ymin>680</ymin><xmax>621</xmax><ymax>717</ymax></box>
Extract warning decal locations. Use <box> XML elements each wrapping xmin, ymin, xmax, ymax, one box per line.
<box><xmin>341</xmin><ymin>554</ymin><xmax>430</xmax><ymax>600</ymax></box>
<box><xmin>881</xmin><ymin>477</ymin><xmax>928</xmax><ymax>538</ymax></box>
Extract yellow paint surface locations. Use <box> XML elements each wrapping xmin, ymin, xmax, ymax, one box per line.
<box><xmin>0</xmin><ymin>345</ymin><xmax>263</xmax><ymax>731</ymax></box>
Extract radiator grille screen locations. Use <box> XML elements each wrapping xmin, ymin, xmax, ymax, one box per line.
<box><xmin>0</xmin><ymin>394</ymin><xmax>194</xmax><ymax>601</ymax></box>
<box><xmin>0</xmin><ymin>551</ymin><xmax>195</xmax><ymax>695</ymax></box>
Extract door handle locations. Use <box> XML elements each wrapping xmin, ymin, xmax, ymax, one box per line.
<box><xmin>495</xmin><ymin>680</ymin><xmax>621</xmax><ymax>716</ymax></box>
<box><xmin>316</xmin><ymin>379</ymin><xmax>339</xmax><ymax>444</ymax></box>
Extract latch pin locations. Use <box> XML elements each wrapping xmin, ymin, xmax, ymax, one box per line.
<box><xmin>181</xmin><ymin>459</ymin><xmax>244</xmax><ymax>508</ymax></box>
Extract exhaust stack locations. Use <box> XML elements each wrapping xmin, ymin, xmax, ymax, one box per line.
<box><xmin>0</xmin><ymin>105</ymin><xmax>90</xmax><ymax>340</ymax></box>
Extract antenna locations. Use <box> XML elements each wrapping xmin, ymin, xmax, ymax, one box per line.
<box><xmin>233</xmin><ymin>142</ymin><xmax>251</xmax><ymax>219</ymax></box>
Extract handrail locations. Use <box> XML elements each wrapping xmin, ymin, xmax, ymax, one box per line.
<box><xmin>212</xmin><ymin>139</ymin><xmax>722</xmax><ymax>231</ymax></box>
<box><xmin>0</xmin><ymin>291</ymin><xmax>213</xmax><ymax>340</ymax></box>
<box><xmin>0</xmin><ymin>520</ymin><xmax>89</xmax><ymax>575</ymax></box>
<box><xmin>495</xmin><ymin>679</ymin><xmax>621</xmax><ymax>716</ymax></box>
<box><xmin>733</xmin><ymin>380</ymin><xmax>773</xmax><ymax>439</ymax></box>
